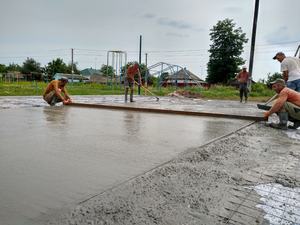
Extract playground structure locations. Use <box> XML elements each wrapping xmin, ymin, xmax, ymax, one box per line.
<box><xmin>106</xmin><ymin>50</ymin><xmax>127</xmax><ymax>88</ymax></box>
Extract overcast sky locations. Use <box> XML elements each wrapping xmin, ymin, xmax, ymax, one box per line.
<box><xmin>0</xmin><ymin>0</ymin><xmax>299</xmax><ymax>81</ymax></box>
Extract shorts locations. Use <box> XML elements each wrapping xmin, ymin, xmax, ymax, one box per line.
<box><xmin>284</xmin><ymin>102</ymin><xmax>300</xmax><ymax>120</ymax></box>
<box><xmin>43</xmin><ymin>90</ymin><xmax>62</xmax><ymax>106</ymax></box>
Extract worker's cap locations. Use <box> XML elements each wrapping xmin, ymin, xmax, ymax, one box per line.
<box><xmin>242</xmin><ymin>65</ymin><xmax>247</xmax><ymax>69</ymax></box>
<box><xmin>59</xmin><ymin>77</ymin><xmax>68</xmax><ymax>82</ymax></box>
<box><xmin>270</xmin><ymin>78</ymin><xmax>286</xmax><ymax>86</ymax></box>
<box><xmin>272</xmin><ymin>52</ymin><xmax>285</xmax><ymax>60</ymax></box>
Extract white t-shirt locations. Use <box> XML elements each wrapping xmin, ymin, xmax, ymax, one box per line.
<box><xmin>281</xmin><ymin>57</ymin><xmax>300</xmax><ymax>82</ymax></box>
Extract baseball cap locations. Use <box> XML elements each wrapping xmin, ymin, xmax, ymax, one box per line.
<box><xmin>272</xmin><ymin>52</ymin><xmax>285</xmax><ymax>60</ymax></box>
<box><xmin>270</xmin><ymin>78</ymin><xmax>286</xmax><ymax>86</ymax></box>
<box><xmin>242</xmin><ymin>65</ymin><xmax>247</xmax><ymax>69</ymax></box>
<box><xmin>59</xmin><ymin>76</ymin><xmax>68</xmax><ymax>82</ymax></box>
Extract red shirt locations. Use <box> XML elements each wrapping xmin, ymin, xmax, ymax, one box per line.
<box><xmin>127</xmin><ymin>64</ymin><xmax>139</xmax><ymax>81</ymax></box>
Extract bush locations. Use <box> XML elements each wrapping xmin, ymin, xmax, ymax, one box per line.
<box><xmin>250</xmin><ymin>82</ymin><xmax>273</xmax><ymax>97</ymax></box>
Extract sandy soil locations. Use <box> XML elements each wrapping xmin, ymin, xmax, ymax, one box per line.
<box><xmin>38</xmin><ymin>121</ymin><xmax>300</xmax><ymax>225</ymax></box>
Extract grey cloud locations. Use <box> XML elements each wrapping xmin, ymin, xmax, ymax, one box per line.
<box><xmin>223</xmin><ymin>6</ymin><xmax>242</xmax><ymax>13</ymax></box>
<box><xmin>143</xmin><ymin>13</ymin><xmax>156</xmax><ymax>19</ymax></box>
<box><xmin>165</xmin><ymin>32</ymin><xmax>189</xmax><ymax>38</ymax></box>
<box><xmin>157</xmin><ymin>17</ymin><xmax>192</xmax><ymax>29</ymax></box>
<box><xmin>265</xmin><ymin>26</ymin><xmax>291</xmax><ymax>44</ymax></box>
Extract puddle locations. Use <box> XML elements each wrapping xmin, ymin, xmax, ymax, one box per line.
<box><xmin>254</xmin><ymin>183</ymin><xmax>300</xmax><ymax>225</ymax></box>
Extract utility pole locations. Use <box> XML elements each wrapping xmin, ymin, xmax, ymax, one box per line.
<box><xmin>138</xmin><ymin>35</ymin><xmax>142</xmax><ymax>95</ymax></box>
<box><xmin>248</xmin><ymin>0</ymin><xmax>260</xmax><ymax>90</ymax></box>
<box><xmin>145</xmin><ymin>53</ymin><xmax>148</xmax><ymax>87</ymax></box>
<box><xmin>71</xmin><ymin>48</ymin><xmax>74</xmax><ymax>83</ymax></box>
<box><xmin>71</xmin><ymin>48</ymin><xmax>74</xmax><ymax>74</ymax></box>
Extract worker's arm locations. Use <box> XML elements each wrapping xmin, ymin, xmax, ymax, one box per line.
<box><xmin>282</xmin><ymin>70</ymin><xmax>288</xmax><ymax>82</ymax></box>
<box><xmin>264</xmin><ymin>94</ymin><xmax>287</xmax><ymax>118</ymax></box>
<box><xmin>53</xmin><ymin>82</ymin><xmax>66</xmax><ymax>102</ymax></box>
<box><xmin>61</xmin><ymin>88</ymin><xmax>72</xmax><ymax>104</ymax></box>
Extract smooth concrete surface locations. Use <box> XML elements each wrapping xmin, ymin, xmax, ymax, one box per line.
<box><xmin>0</xmin><ymin>95</ymin><xmax>264</xmax><ymax>118</ymax></box>
<box><xmin>0</xmin><ymin>98</ymin><xmax>251</xmax><ymax>225</ymax></box>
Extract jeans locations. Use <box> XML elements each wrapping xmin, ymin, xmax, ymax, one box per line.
<box><xmin>287</xmin><ymin>78</ymin><xmax>300</xmax><ymax>92</ymax></box>
<box><xmin>239</xmin><ymin>83</ymin><xmax>248</xmax><ymax>102</ymax></box>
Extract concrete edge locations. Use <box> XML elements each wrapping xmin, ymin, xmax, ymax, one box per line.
<box><xmin>68</xmin><ymin>102</ymin><xmax>265</xmax><ymax>121</ymax></box>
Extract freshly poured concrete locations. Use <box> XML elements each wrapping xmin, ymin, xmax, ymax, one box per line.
<box><xmin>0</xmin><ymin>99</ymin><xmax>251</xmax><ymax>225</ymax></box>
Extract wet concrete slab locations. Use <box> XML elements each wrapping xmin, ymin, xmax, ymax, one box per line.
<box><xmin>0</xmin><ymin>95</ymin><xmax>264</xmax><ymax>118</ymax></box>
<box><xmin>0</xmin><ymin>96</ymin><xmax>258</xmax><ymax>225</ymax></box>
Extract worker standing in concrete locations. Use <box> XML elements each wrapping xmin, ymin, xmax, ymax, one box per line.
<box><xmin>264</xmin><ymin>78</ymin><xmax>300</xmax><ymax>130</ymax></box>
<box><xmin>125</xmin><ymin>63</ymin><xmax>142</xmax><ymax>103</ymax></box>
<box><xmin>235</xmin><ymin>65</ymin><xmax>250</xmax><ymax>103</ymax></box>
<box><xmin>273</xmin><ymin>52</ymin><xmax>300</xmax><ymax>92</ymax></box>
<box><xmin>43</xmin><ymin>77</ymin><xmax>72</xmax><ymax>106</ymax></box>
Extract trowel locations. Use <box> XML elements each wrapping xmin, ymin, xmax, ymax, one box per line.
<box><xmin>257</xmin><ymin>94</ymin><xmax>278</xmax><ymax>111</ymax></box>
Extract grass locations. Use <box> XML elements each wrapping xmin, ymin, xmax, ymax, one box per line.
<box><xmin>0</xmin><ymin>81</ymin><xmax>275</xmax><ymax>102</ymax></box>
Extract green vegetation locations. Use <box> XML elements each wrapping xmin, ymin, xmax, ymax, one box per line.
<box><xmin>0</xmin><ymin>81</ymin><xmax>275</xmax><ymax>102</ymax></box>
<box><xmin>207</xmin><ymin>18</ymin><xmax>248</xmax><ymax>84</ymax></box>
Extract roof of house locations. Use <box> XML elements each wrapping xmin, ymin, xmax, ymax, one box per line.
<box><xmin>166</xmin><ymin>69</ymin><xmax>206</xmax><ymax>83</ymax></box>
<box><xmin>90</xmin><ymin>74</ymin><xmax>108</xmax><ymax>83</ymax></box>
<box><xmin>54</xmin><ymin>73</ymin><xmax>89</xmax><ymax>80</ymax></box>
<box><xmin>80</xmin><ymin>68</ymin><xmax>102</xmax><ymax>76</ymax></box>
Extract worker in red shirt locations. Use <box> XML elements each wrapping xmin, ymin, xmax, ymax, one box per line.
<box><xmin>264</xmin><ymin>78</ymin><xmax>300</xmax><ymax>130</ymax></box>
<box><xmin>125</xmin><ymin>63</ymin><xmax>142</xmax><ymax>102</ymax></box>
<box><xmin>235</xmin><ymin>65</ymin><xmax>250</xmax><ymax>103</ymax></box>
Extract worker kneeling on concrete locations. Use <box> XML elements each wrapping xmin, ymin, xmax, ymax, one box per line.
<box><xmin>264</xmin><ymin>78</ymin><xmax>300</xmax><ymax>130</ymax></box>
<box><xmin>43</xmin><ymin>77</ymin><xmax>72</xmax><ymax>106</ymax></box>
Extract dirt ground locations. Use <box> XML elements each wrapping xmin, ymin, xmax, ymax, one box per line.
<box><xmin>39</xmin><ymin>121</ymin><xmax>300</xmax><ymax>225</ymax></box>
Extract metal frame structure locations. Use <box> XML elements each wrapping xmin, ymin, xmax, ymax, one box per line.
<box><xmin>106</xmin><ymin>50</ymin><xmax>127</xmax><ymax>87</ymax></box>
<box><xmin>294</xmin><ymin>44</ymin><xmax>300</xmax><ymax>58</ymax></box>
<box><xmin>146</xmin><ymin>62</ymin><xmax>203</xmax><ymax>89</ymax></box>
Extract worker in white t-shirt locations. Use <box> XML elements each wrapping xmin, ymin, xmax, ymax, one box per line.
<box><xmin>273</xmin><ymin>52</ymin><xmax>300</xmax><ymax>92</ymax></box>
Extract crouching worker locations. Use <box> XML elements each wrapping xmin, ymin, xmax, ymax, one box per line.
<box><xmin>43</xmin><ymin>77</ymin><xmax>72</xmax><ymax>106</ymax></box>
<box><xmin>264</xmin><ymin>78</ymin><xmax>300</xmax><ymax>130</ymax></box>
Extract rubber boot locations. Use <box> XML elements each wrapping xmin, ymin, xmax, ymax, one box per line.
<box><xmin>270</xmin><ymin>112</ymin><xmax>288</xmax><ymax>130</ymax></box>
<box><xmin>125</xmin><ymin>88</ymin><xmax>128</xmax><ymax>103</ymax></box>
<box><xmin>288</xmin><ymin>117</ymin><xmax>300</xmax><ymax>129</ymax></box>
<box><xmin>130</xmin><ymin>89</ymin><xmax>134</xmax><ymax>102</ymax></box>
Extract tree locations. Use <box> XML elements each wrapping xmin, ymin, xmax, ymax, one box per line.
<box><xmin>66</xmin><ymin>62</ymin><xmax>80</xmax><ymax>75</ymax></box>
<box><xmin>100</xmin><ymin>64</ymin><xmax>114</xmax><ymax>77</ymax></box>
<box><xmin>6</xmin><ymin>63</ymin><xmax>21</xmax><ymax>72</ymax></box>
<box><xmin>45</xmin><ymin>58</ymin><xmax>68</xmax><ymax>80</ymax></box>
<box><xmin>0</xmin><ymin>64</ymin><xmax>6</xmax><ymax>73</ymax></box>
<box><xmin>21</xmin><ymin>58</ymin><xmax>41</xmax><ymax>74</ymax></box>
<box><xmin>21</xmin><ymin>58</ymin><xmax>42</xmax><ymax>80</ymax></box>
<box><xmin>265</xmin><ymin>72</ymin><xmax>283</xmax><ymax>87</ymax></box>
<box><xmin>206</xmin><ymin>18</ymin><xmax>248</xmax><ymax>84</ymax></box>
